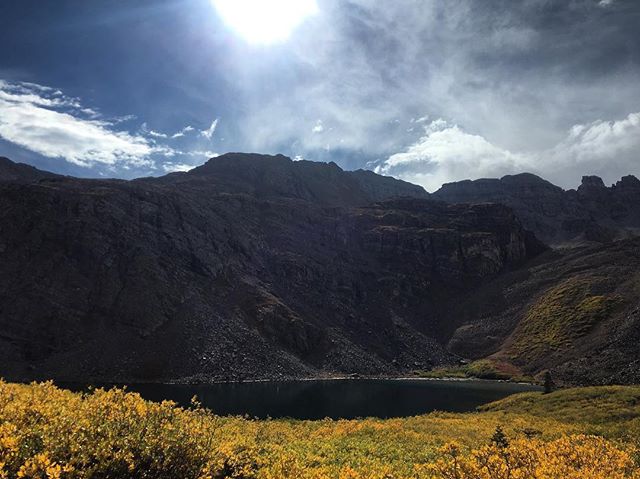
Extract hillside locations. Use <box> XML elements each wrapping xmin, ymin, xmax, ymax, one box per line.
<box><xmin>0</xmin><ymin>154</ymin><xmax>541</xmax><ymax>383</ymax></box>
<box><xmin>448</xmin><ymin>237</ymin><xmax>640</xmax><ymax>385</ymax></box>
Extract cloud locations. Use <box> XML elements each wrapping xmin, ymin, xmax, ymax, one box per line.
<box><xmin>542</xmin><ymin>112</ymin><xmax>640</xmax><ymax>186</ymax></box>
<box><xmin>200</xmin><ymin>119</ymin><xmax>219</xmax><ymax>140</ymax></box>
<box><xmin>162</xmin><ymin>162</ymin><xmax>195</xmax><ymax>173</ymax></box>
<box><xmin>148</xmin><ymin>130</ymin><xmax>168</xmax><ymax>139</ymax></box>
<box><xmin>377</xmin><ymin>112</ymin><xmax>640</xmax><ymax>191</ymax></box>
<box><xmin>0</xmin><ymin>80</ymin><xmax>174</xmax><ymax>168</ymax></box>
<box><xmin>172</xmin><ymin>125</ymin><xmax>195</xmax><ymax>138</ymax></box>
<box><xmin>187</xmin><ymin>150</ymin><xmax>219</xmax><ymax>158</ymax></box>
<box><xmin>311</xmin><ymin>120</ymin><xmax>324</xmax><ymax>133</ymax></box>
<box><xmin>376</xmin><ymin>119</ymin><xmax>525</xmax><ymax>192</ymax></box>
<box><xmin>224</xmin><ymin>0</ymin><xmax>640</xmax><ymax>175</ymax></box>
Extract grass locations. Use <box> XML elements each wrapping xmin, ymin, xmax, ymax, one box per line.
<box><xmin>415</xmin><ymin>359</ymin><xmax>533</xmax><ymax>382</ymax></box>
<box><xmin>507</xmin><ymin>275</ymin><xmax>622</xmax><ymax>364</ymax></box>
<box><xmin>480</xmin><ymin>385</ymin><xmax>640</xmax><ymax>438</ymax></box>
<box><xmin>1</xmin><ymin>380</ymin><xmax>639</xmax><ymax>478</ymax></box>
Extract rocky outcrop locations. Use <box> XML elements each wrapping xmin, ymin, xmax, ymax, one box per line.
<box><xmin>0</xmin><ymin>154</ymin><xmax>541</xmax><ymax>383</ymax></box>
<box><xmin>433</xmin><ymin>173</ymin><xmax>640</xmax><ymax>246</ymax></box>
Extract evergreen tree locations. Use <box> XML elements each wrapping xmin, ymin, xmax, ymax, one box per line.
<box><xmin>491</xmin><ymin>425</ymin><xmax>509</xmax><ymax>449</ymax></box>
<box><xmin>543</xmin><ymin>370</ymin><xmax>555</xmax><ymax>394</ymax></box>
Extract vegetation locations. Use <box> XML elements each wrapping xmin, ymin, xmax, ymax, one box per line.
<box><xmin>415</xmin><ymin>359</ymin><xmax>532</xmax><ymax>382</ymax></box>
<box><xmin>1</xmin><ymin>381</ymin><xmax>640</xmax><ymax>478</ymax></box>
<box><xmin>507</xmin><ymin>276</ymin><xmax>623</xmax><ymax>363</ymax></box>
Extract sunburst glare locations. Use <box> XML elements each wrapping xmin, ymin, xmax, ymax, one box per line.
<box><xmin>211</xmin><ymin>0</ymin><xmax>318</xmax><ymax>45</ymax></box>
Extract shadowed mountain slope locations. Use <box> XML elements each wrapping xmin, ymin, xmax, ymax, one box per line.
<box><xmin>2</xmin><ymin>154</ymin><xmax>640</xmax><ymax>385</ymax></box>
<box><xmin>0</xmin><ymin>154</ymin><xmax>540</xmax><ymax>383</ymax></box>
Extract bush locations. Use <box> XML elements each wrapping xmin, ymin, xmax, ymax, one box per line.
<box><xmin>0</xmin><ymin>380</ymin><xmax>638</xmax><ymax>478</ymax></box>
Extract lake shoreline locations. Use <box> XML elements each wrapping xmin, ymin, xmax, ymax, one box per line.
<box><xmin>44</xmin><ymin>374</ymin><xmax>539</xmax><ymax>389</ymax></box>
<box><xmin>48</xmin><ymin>376</ymin><xmax>541</xmax><ymax>420</ymax></box>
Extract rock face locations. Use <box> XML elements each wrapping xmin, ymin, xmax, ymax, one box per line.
<box><xmin>0</xmin><ymin>154</ymin><xmax>541</xmax><ymax>383</ymax></box>
<box><xmin>433</xmin><ymin>173</ymin><xmax>640</xmax><ymax>245</ymax></box>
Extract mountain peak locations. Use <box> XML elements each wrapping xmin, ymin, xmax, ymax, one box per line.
<box><xmin>616</xmin><ymin>175</ymin><xmax>640</xmax><ymax>189</ymax></box>
<box><xmin>0</xmin><ymin>157</ymin><xmax>58</xmax><ymax>182</ymax></box>
<box><xmin>162</xmin><ymin>152</ymin><xmax>426</xmax><ymax>207</ymax></box>
<box><xmin>579</xmin><ymin>175</ymin><xmax>606</xmax><ymax>189</ymax></box>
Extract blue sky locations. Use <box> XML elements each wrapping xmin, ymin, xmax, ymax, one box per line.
<box><xmin>1</xmin><ymin>0</ymin><xmax>639</xmax><ymax>190</ymax></box>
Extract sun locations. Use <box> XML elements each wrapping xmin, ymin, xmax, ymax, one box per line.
<box><xmin>211</xmin><ymin>0</ymin><xmax>318</xmax><ymax>45</ymax></box>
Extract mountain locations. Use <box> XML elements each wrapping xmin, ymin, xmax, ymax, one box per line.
<box><xmin>2</xmin><ymin>153</ymin><xmax>640</xmax><ymax>386</ymax></box>
<box><xmin>0</xmin><ymin>156</ymin><xmax>59</xmax><ymax>182</ymax></box>
<box><xmin>153</xmin><ymin>153</ymin><xmax>428</xmax><ymax>207</ymax></box>
<box><xmin>433</xmin><ymin>173</ymin><xmax>640</xmax><ymax>245</ymax></box>
<box><xmin>0</xmin><ymin>153</ymin><xmax>541</xmax><ymax>383</ymax></box>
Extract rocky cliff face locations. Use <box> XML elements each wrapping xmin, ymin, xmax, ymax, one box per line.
<box><xmin>0</xmin><ymin>154</ymin><xmax>540</xmax><ymax>383</ymax></box>
<box><xmin>433</xmin><ymin>173</ymin><xmax>640</xmax><ymax>245</ymax></box>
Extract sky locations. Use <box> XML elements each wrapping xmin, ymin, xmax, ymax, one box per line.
<box><xmin>0</xmin><ymin>0</ymin><xmax>639</xmax><ymax>191</ymax></box>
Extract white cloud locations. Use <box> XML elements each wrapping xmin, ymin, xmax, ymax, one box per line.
<box><xmin>542</xmin><ymin>112</ymin><xmax>640</xmax><ymax>185</ymax></box>
<box><xmin>172</xmin><ymin>125</ymin><xmax>195</xmax><ymax>138</ymax></box>
<box><xmin>148</xmin><ymin>130</ymin><xmax>168</xmax><ymax>139</ymax></box>
<box><xmin>378</xmin><ymin>113</ymin><xmax>640</xmax><ymax>191</ymax></box>
<box><xmin>200</xmin><ymin>118</ymin><xmax>219</xmax><ymax>140</ymax></box>
<box><xmin>311</xmin><ymin>120</ymin><xmax>324</xmax><ymax>133</ymax></box>
<box><xmin>0</xmin><ymin>80</ymin><xmax>174</xmax><ymax>168</ymax></box>
<box><xmin>187</xmin><ymin>150</ymin><xmax>219</xmax><ymax>158</ymax></box>
<box><xmin>162</xmin><ymin>162</ymin><xmax>194</xmax><ymax>173</ymax></box>
<box><xmin>376</xmin><ymin>119</ymin><xmax>524</xmax><ymax>191</ymax></box>
<box><xmin>112</xmin><ymin>114</ymin><xmax>137</xmax><ymax>124</ymax></box>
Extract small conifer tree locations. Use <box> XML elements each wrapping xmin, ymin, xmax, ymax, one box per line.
<box><xmin>491</xmin><ymin>425</ymin><xmax>509</xmax><ymax>449</ymax></box>
<box><xmin>543</xmin><ymin>370</ymin><xmax>555</xmax><ymax>394</ymax></box>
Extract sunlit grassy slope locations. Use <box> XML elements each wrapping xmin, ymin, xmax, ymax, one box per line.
<box><xmin>506</xmin><ymin>276</ymin><xmax>623</xmax><ymax>365</ymax></box>
<box><xmin>1</xmin><ymin>381</ymin><xmax>639</xmax><ymax>478</ymax></box>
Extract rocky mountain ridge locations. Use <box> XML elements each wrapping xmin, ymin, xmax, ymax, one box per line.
<box><xmin>432</xmin><ymin>172</ymin><xmax>640</xmax><ymax>245</ymax></box>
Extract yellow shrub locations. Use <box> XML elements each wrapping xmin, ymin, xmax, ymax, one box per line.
<box><xmin>419</xmin><ymin>435</ymin><xmax>639</xmax><ymax>479</ymax></box>
<box><xmin>0</xmin><ymin>380</ymin><xmax>638</xmax><ymax>478</ymax></box>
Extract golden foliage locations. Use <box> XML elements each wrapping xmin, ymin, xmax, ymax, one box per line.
<box><xmin>421</xmin><ymin>435</ymin><xmax>639</xmax><ymax>479</ymax></box>
<box><xmin>508</xmin><ymin>276</ymin><xmax>622</xmax><ymax>362</ymax></box>
<box><xmin>0</xmin><ymin>380</ymin><xmax>638</xmax><ymax>478</ymax></box>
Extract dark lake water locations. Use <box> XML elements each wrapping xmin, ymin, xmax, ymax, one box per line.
<box><xmin>62</xmin><ymin>379</ymin><xmax>540</xmax><ymax>420</ymax></box>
